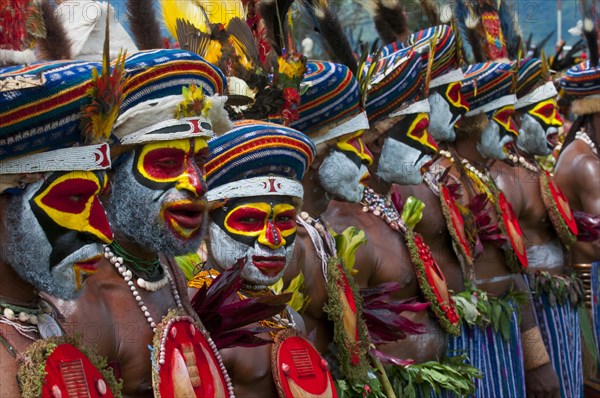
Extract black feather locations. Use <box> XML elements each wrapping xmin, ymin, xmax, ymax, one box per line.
<box><xmin>580</xmin><ymin>0</ymin><xmax>599</xmax><ymax>67</ymax></box>
<box><xmin>175</xmin><ymin>19</ymin><xmax>211</xmax><ymax>57</ymax></box>
<box><xmin>373</xmin><ymin>0</ymin><xmax>409</xmax><ymax>44</ymax></box>
<box><xmin>126</xmin><ymin>0</ymin><xmax>163</xmax><ymax>50</ymax></box>
<box><xmin>498</xmin><ymin>0</ymin><xmax>522</xmax><ymax>59</ymax></box>
<box><xmin>227</xmin><ymin>17</ymin><xmax>261</xmax><ymax>66</ymax></box>
<box><xmin>532</xmin><ymin>31</ymin><xmax>555</xmax><ymax>58</ymax></box>
<box><xmin>302</xmin><ymin>0</ymin><xmax>357</xmax><ymax>75</ymax></box>
<box><xmin>38</xmin><ymin>0</ymin><xmax>72</xmax><ymax>60</ymax></box>
<box><xmin>258</xmin><ymin>0</ymin><xmax>295</xmax><ymax>55</ymax></box>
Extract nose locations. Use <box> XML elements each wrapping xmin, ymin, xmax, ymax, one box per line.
<box><xmin>358</xmin><ymin>137</ymin><xmax>374</xmax><ymax>166</ymax></box>
<box><xmin>258</xmin><ymin>220</ymin><xmax>285</xmax><ymax>249</ymax></box>
<box><xmin>176</xmin><ymin>162</ymin><xmax>207</xmax><ymax>197</ymax></box>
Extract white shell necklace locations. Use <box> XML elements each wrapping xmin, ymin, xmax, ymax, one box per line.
<box><xmin>104</xmin><ymin>246</ymin><xmax>182</xmax><ymax>333</ymax></box>
<box><xmin>575</xmin><ymin>131</ymin><xmax>598</xmax><ymax>156</ymax></box>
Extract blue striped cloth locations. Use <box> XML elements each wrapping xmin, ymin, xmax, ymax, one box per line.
<box><xmin>442</xmin><ymin>303</ymin><xmax>526</xmax><ymax>398</ymax></box>
<box><xmin>530</xmin><ymin>285</ymin><xmax>583</xmax><ymax>398</ymax></box>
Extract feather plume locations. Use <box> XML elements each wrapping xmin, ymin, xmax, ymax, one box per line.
<box><xmin>193</xmin><ymin>0</ymin><xmax>245</xmax><ymax>25</ymax></box>
<box><xmin>531</xmin><ymin>31</ymin><xmax>554</xmax><ymax>59</ymax></box>
<box><xmin>420</xmin><ymin>0</ymin><xmax>441</xmax><ymax>25</ymax></box>
<box><xmin>175</xmin><ymin>18</ymin><xmax>212</xmax><ymax>57</ymax></box>
<box><xmin>454</xmin><ymin>0</ymin><xmax>486</xmax><ymax>63</ymax></box>
<box><xmin>498</xmin><ymin>0</ymin><xmax>523</xmax><ymax>59</ymax></box>
<box><xmin>302</xmin><ymin>0</ymin><xmax>357</xmax><ymax>75</ymax></box>
<box><xmin>372</xmin><ymin>0</ymin><xmax>409</xmax><ymax>44</ymax></box>
<box><xmin>38</xmin><ymin>0</ymin><xmax>72</xmax><ymax>60</ymax></box>
<box><xmin>258</xmin><ymin>0</ymin><xmax>295</xmax><ymax>55</ymax></box>
<box><xmin>580</xmin><ymin>0</ymin><xmax>599</xmax><ymax>67</ymax></box>
<box><xmin>160</xmin><ymin>0</ymin><xmax>211</xmax><ymax>39</ymax></box>
<box><xmin>80</xmin><ymin>2</ymin><xmax>126</xmax><ymax>144</ymax></box>
<box><xmin>191</xmin><ymin>267</ymin><xmax>292</xmax><ymax>349</ymax></box>
<box><xmin>227</xmin><ymin>16</ymin><xmax>262</xmax><ymax>67</ymax></box>
<box><xmin>127</xmin><ymin>0</ymin><xmax>162</xmax><ymax>50</ymax></box>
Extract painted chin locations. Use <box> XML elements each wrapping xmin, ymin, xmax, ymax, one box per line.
<box><xmin>164</xmin><ymin>201</ymin><xmax>206</xmax><ymax>238</ymax></box>
<box><xmin>359</xmin><ymin>171</ymin><xmax>371</xmax><ymax>187</ymax></box>
<box><xmin>251</xmin><ymin>256</ymin><xmax>286</xmax><ymax>277</ymax></box>
<box><xmin>72</xmin><ymin>254</ymin><xmax>102</xmax><ymax>289</ymax></box>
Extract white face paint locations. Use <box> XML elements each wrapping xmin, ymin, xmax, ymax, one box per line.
<box><xmin>516</xmin><ymin>113</ymin><xmax>557</xmax><ymax>156</ymax></box>
<box><xmin>1</xmin><ymin>180</ymin><xmax>104</xmax><ymax>300</ymax></box>
<box><xmin>207</xmin><ymin>221</ymin><xmax>295</xmax><ymax>288</ymax></box>
<box><xmin>318</xmin><ymin>150</ymin><xmax>365</xmax><ymax>202</ymax></box>
<box><xmin>428</xmin><ymin>92</ymin><xmax>458</xmax><ymax>142</ymax></box>
<box><xmin>477</xmin><ymin>120</ymin><xmax>514</xmax><ymax>160</ymax></box>
<box><xmin>376</xmin><ymin>137</ymin><xmax>430</xmax><ymax>185</ymax></box>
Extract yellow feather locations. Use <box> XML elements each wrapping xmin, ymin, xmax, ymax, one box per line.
<box><xmin>160</xmin><ymin>0</ymin><xmax>210</xmax><ymax>38</ymax></box>
<box><xmin>192</xmin><ymin>0</ymin><xmax>245</xmax><ymax>25</ymax></box>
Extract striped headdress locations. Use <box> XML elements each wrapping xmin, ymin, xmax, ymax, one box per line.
<box><xmin>112</xmin><ymin>49</ymin><xmax>230</xmax><ymax>146</ymax></box>
<box><xmin>205</xmin><ymin>120</ymin><xmax>316</xmax><ymax>202</ymax></box>
<box><xmin>560</xmin><ymin>61</ymin><xmax>600</xmax><ymax>115</ymax></box>
<box><xmin>365</xmin><ymin>46</ymin><xmax>429</xmax><ymax>123</ymax></box>
<box><xmin>403</xmin><ymin>25</ymin><xmax>464</xmax><ymax>88</ymax></box>
<box><xmin>515</xmin><ymin>58</ymin><xmax>557</xmax><ymax>110</ymax></box>
<box><xmin>0</xmin><ymin>60</ymin><xmax>112</xmax><ymax>191</ymax></box>
<box><xmin>291</xmin><ymin>61</ymin><xmax>369</xmax><ymax>145</ymax></box>
<box><xmin>461</xmin><ymin>62</ymin><xmax>516</xmax><ymax>116</ymax></box>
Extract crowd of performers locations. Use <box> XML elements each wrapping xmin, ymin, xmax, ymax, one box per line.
<box><xmin>1</xmin><ymin>0</ymin><xmax>600</xmax><ymax>397</ymax></box>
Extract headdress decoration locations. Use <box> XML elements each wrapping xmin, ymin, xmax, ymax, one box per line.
<box><xmin>370</xmin><ymin>0</ymin><xmax>410</xmax><ymax>45</ymax></box>
<box><xmin>126</xmin><ymin>0</ymin><xmax>164</xmax><ymax>50</ymax></box>
<box><xmin>112</xmin><ymin>49</ymin><xmax>231</xmax><ymax>146</ymax></box>
<box><xmin>364</xmin><ymin>46</ymin><xmax>430</xmax><ymax>123</ymax></box>
<box><xmin>461</xmin><ymin>61</ymin><xmax>517</xmax><ymax>116</ymax></box>
<box><xmin>205</xmin><ymin>120</ymin><xmax>316</xmax><ymax>202</ymax></box>
<box><xmin>0</xmin><ymin>0</ymin><xmax>42</xmax><ymax>65</ymax></box>
<box><xmin>514</xmin><ymin>57</ymin><xmax>557</xmax><ymax>110</ymax></box>
<box><xmin>161</xmin><ymin>0</ymin><xmax>307</xmax><ymax>125</ymax></box>
<box><xmin>290</xmin><ymin>61</ymin><xmax>369</xmax><ymax>145</ymax></box>
<box><xmin>453</xmin><ymin>0</ymin><xmax>523</xmax><ymax>64</ymax></box>
<box><xmin>403</xmin><ymin>25</ymin><xmax>465</xmax><ymax>88</ymax></box>
<box><xmin>559</xmin><ymin>0</ymin><xmax>600</xmax><ymax>115</ymax></box>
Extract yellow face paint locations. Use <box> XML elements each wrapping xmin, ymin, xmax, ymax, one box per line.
<box><xmin>223</xmin><ymin>202</ymin><xmax>297</xmax><ymax>250</ymax></box>
<box><xmin>336</xmin><ymin>130</ymin><xmax>374</xmax><ymax>166</ymax></box>
<box><xmin>527</xmin><ymin>98</ymin><xmax>563</xmax><ymax>128</ymax></box>
<box><xmin>444</xmin><ymin>81</ymin><xmax>470</xmax><ymax>113</ymax></box>
<box><xmin>33</xmin><ymin>171</ymin><xmax>113</xmax><ymax>244</ymax></box>
<box><xmin>406</xmin><ymin>113</ymin><xmax>439</xmax><ymax>153</ymax></box>
<box><xmin>492</xmin><ymin>105</ymin><xmax>519</xmax><ymax>137</ymax></box>
<box><xmin>135</xmin><ymin>138</ymin><xmax>208</xmax><ymax>197</ymax></box>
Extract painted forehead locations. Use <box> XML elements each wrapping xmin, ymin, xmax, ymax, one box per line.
<box><xmin>219</xmin><ymin>195</ymin><xmax>297</xmax><ymax>210</ymax></box>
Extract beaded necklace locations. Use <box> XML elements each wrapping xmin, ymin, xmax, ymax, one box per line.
<box><xmin>109</xmin><ymin>241</ymin><xmax>168</xmax><ymax>291</ymax></box>
<box><xmin>104</xmin><ymin>246</ymin><xmax>182</xmax><ymax>333</ymax></box>
<box><xmin>505</xmin><ymin>151</ymin><xmax>539</xmax><ymax>173</ymax></box>
<box><xmin>575</xmin><ymin>131</ymin><xmax>599</xmax><ymax>156</ymax></box>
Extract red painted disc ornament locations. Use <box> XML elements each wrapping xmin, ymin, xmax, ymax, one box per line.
<box><xmin>497</xmin><ymin>192</ymin><xmax>528</xmax><ymax>272</ymax></box>
<box><xmin>406</xmin><ymin>230</ymin><xmax>461</xmax><ymax>335</ymax></box>
<box><xmin>540</xmin><ymin>170</ymin><xmax>578</xmax><ymax>247</ymax></box>
<box><xmin>439</xmin><ymin>184</ymin><xmax>474</xmax><ymax>266</ymax></box>
<box><xmin>272</xmin><ymin>329</ymin><xmax>337</xmax><ymax>398</ymax></box>
<box><xmin>152</xmin><ymin>313</ymin><xmax>232</xmax><ymax>398</ymax></box>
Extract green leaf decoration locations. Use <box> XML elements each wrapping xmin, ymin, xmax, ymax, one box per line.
<box><xmin>333</xmin><ymin>226</ymin><xmax>367</xmax><ymax>273</ymax></box>
<box><xmin>400</xmin><ymin>196</ymin><xmax>425</xmax><ymax>230</ymax></box>
<box><xmin>271</xmin><ymin>272</ymin><xmax>309</xmax><ymax>313</ymax></box>
<box><xmin>175</xmin><ymin>253</ymin><xmax>202</xmax><ymax>281</ymax></box>
<box><xmin>578</xmin><ymin>306</ymin><xmax>599</xmax><ymax>364</ymax></box>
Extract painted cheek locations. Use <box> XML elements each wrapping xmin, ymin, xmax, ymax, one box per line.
<box><xmin>493</xmin><ymin>107</ymin><xmax>519</xmax><ymax>137</ymax></box>
<box><xmin>337</xmin><ymin>132</ymin><xmax>374</xmax><ymax>166</ymax></box>
<box><xmin>530</xmin><ymin>102</ymin><xmax>563</xmax><ymax>127</ymax></box>
<box><xmin>88</xmin><ymin>197</ymin><xmax>113</xmax><ymax>243</ymax></box>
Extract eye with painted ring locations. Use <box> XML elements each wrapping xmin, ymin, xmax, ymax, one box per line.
<box><xmin>223</xmin><ymin>203</ymin><xmax>297</xmax><ymax>238</ymax></box>
<box><xmin>527</xmin><ymin>99</ymin><xmax>563</xmax><ymax>127</ymax></box>
<box><xmin>492</xmin><ymin>105</ymin><xmax>519</xmax><ymax>137</ymax></box>
<box><xmin>336</xmin><ymin>130</ymin><xmax>374</xmax><ymax>166</ymax></box>
<box><xmin>445</xmin><ymin>82</ymin><xmax>470</xmax><ymax>113</ymax></box>
<box><xmin>137</xmin><ymin>138</ymin><xmax>208</xmax><ymax>184</ymax></box>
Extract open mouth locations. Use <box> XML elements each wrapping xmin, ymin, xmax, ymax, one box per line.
<box><xmin>546</xmin><ymin>131</ymin><xmax>559</xmax><ymax>148</ymax></box>
<box><xmin>73</xmin><ymin>254</ymin><xmax>102</xmax><ymax>287</ymax></box>
<box><xmin>359</xmin><ymin>171</ymin><xmax>371</xmax><ymax>186</ymax></box>
<box><xmin>252</xmin><ymin>256</ymin><xmax>286</xmax><ymax>277</ymax></box>
<box><xmin>420</xmin><ymin>157</ymin><xmax>434</xmax><ymax>174</ymax></box>
<box><xmin>164</xmin><ymin>202</ymin><xmax>205</xmax><ymax>230</ymax></box>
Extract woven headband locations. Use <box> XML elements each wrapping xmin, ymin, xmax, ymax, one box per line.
<box><xmin>206</xmin><ymin>176</ymin><xmax>304</xmax><ymax>201</ymax></box>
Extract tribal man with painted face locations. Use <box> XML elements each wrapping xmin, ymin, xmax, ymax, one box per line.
<box><xmin>325</xmin><ymin>45</ymin><xmax>463</xmax><ymax>373</ymax></box>
<box><xmin>189</xmin><ymin>120</ymin><xmax>337</xmax><ymax>398</ymax></box>
<box><xmin>437</xmin><ymin>61</ymin><xmax>559</xmax><ymax>397</ymax></box>
<box><xmin>0</xmin><ymin>56</ymin><xmax>121</xmax><ymax>396</ymax></box>
<box><xmin>54</xmin><ymin>50</ymin><xmax>235</xmax><ymax>398</ymax></box>
<box><xmin>555</xmin><ymin>24</ymin><xmax>600</xmax><ymax>390</ymax></box>
<box><xmin>489</xmin><ymin>57</ymin><xmax>582</xmax><ymax>398</ymax></box>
